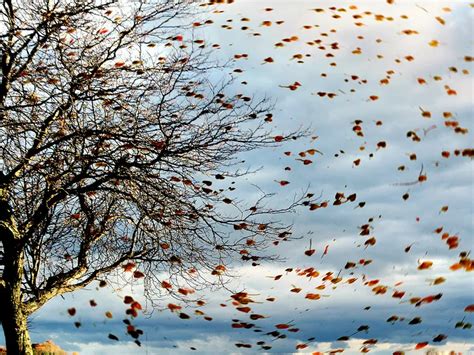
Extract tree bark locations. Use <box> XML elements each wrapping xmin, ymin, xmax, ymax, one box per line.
<box><xmin>0</xmin><ymin>288</ymin><xmax>33</xmax><ymax>355</ymax></box>
<box><xmin>0</xmin><ymin>182</ymin><xmax>33</xmax><ymax>354</ymax></box>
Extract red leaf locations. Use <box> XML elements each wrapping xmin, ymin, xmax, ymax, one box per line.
<box><xmin>67</xmin><ymin>308</ymin><xmax>76</xmax><ymax>316</ymax></box>
<box><xmin>464</xmin><ymin>304</ymin><xmax>474</xmax><ymax>312</ymax></box>
<box><xmin>133</xmin><ymin>270</ymin><xmax>145</xmax><ymax>278</ymax></box>
<box><xmin>304</xmin><ymin>249</ymin><xmax>315</xmax><ymax>256</ymax></box>
<box><xmin>392</xmin><ymin>291</ymin><xmax>405</xmax><ymax>299</ymax></box>
<box><xmin>124</xmin><ymin>296</ymin><xmax>134</xmax><ymax>304</ymax></box>
<box><xmin>236</xmin><ymin>306</ymin><xmax>251</xmax><ymax>313</ymax></box>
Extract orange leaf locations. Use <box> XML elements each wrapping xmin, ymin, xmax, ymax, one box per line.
<box><xmin>131</xmin><ymin>301</ymin><xmax>142</xmax><ymax>310</ymax></box>
<box><xmin>161</xmin><ymin>280</ymin><xmax>172</xmax><ymax>289</ymax></box>
<box><xmin>168</xmin><ymin>303</ymin><xmax>182</xmax><ymax>312</ymax></box>
<box><xmin>418</xmin><ymin>261</ymin><xmax>433</xmax><ymax>270</ymax></box>
<box><xmin>122</xmin><ymin>262</ymin><xmax>136</xmax><ymax>272</ymax></box>
<box><xmin>415</xmin><ymin>342</ymin><xmax>428</xmax><ymax>350</ymax></box>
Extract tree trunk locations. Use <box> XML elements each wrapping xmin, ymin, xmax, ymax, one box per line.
<box><xmin>0</xmin><ymin>182</ymin><xmax>33</xmax><ymax>354</ymax></box>
<box><xmin>0</xmin><ymin>291</ymin><xmax>33</xmax><ymax>355</ymax></box>
<box><xmin>0</xmin><ymin>240</ymin><xmax>33</xmax><ymax>355</ymax></box>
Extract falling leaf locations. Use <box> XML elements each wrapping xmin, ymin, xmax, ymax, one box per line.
<box><xmin>415</xmin><ymin>342</ymin><xmax>428</xmax><ymax>350</ymax></box>
<box><xmin>418</xmin><ymin>261</ymin><xmax>433</xmax><ymax>270</ymax></box>
<box><xmin>464</xmin><ymin>304</ymin><xmax>474</xmax><ymax>312</ymax></box>
<box><xmin>67</xmin><ymin>308</ymin><xmax>76</xmax><ymax>316</ymax></box>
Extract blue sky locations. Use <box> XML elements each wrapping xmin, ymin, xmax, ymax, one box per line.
<box><xmin>2</xmin><ymin>1</ymin><xmax>473</xmax><ymax>354</ymax></box>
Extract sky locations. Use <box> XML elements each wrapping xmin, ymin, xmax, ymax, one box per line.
<box><xmin>2</xmin><ymin>0</ymin><xmax>473</xmax><ymax>354</ymax></box>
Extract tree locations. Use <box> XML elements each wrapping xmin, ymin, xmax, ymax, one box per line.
<box><xmin>0</xmin><ymin>0</ymin><xmax>307</xmax><ymax>353</ymax></box>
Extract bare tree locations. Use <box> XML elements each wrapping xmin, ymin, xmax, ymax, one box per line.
<box><xmin>0</xmin><ymin>0</ymin><xmax>306</xmax><ymax>353</ymax></box>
